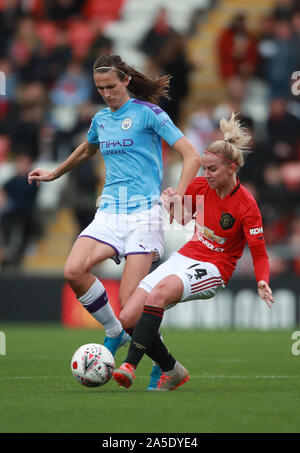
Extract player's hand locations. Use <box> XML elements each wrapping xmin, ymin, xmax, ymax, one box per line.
<box><xmin>28</xmin><ymin>168</ymin><xmax>57</xmax><ymax>186</ymax></box>
<box><xmin>258</xmin><ymin>280</ymin><xmax>274</xmax><ymax>308</ymax></box>
<box><xmin>160</xmin><ymin>188</ymin><xmax>182</xmax><ymax>224</ymax></box>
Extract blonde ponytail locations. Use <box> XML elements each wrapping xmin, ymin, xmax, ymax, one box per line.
<box><xmin>207</xmin><ymin>113</ymin><xmax>251</xmax><ymax>168</ymax></box>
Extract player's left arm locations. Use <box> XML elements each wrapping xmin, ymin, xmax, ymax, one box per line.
<box><xmin>249</xmin><ymin>243</ymin><xmax>274</xmax><ymax>308</ymax></box>
<box><xmin>242</xmin><ymin>205</ymin><xmax>274</xmax><ymax>308</ymax></box>
<box><xmin>257</xmin><ymin>280</ymin><xmax>274</xmax><ymax>308</ymax></box>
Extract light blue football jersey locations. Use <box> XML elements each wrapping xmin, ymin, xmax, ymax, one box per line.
<box><xmin>87</xmin><ymin>98</ymin><xmax>184</xmax><ymax>213</ymax></box>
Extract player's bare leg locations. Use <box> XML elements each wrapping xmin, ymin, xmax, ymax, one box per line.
<box><xmin>64</xmin><ymin>237</ymin><xmax>130</xmax><ymax>355</ymax></box>
<box><xmin>119</xmin><ymin>252</ymin><xmax>154</xmax><ymax>310</ymax></box>
<box><xmin>119</xmin><ymin>288</ymin><xmax>149</xmax><ymax>331</ymax></box>
<box><xmin>64</xmin><ymin>237</ymin><xmax>115</xmax><ymax>296</ymax></box>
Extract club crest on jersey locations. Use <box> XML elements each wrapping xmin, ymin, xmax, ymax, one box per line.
<box><xmin>122</xmin><ymin>118</ymin><xmax>132</xmax><ymax>130</ymax></box>
<box><xmin>195</xmin><ymin>222</ymin><xmax>227</xmax><ymax>245</ymax></box>
<box><xmin>220</xmin><ymin>212</ymin><xmax>235</xmax><ymax>230</ymax></box>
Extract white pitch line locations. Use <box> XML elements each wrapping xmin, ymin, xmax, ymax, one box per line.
<box><xmin>0</xmin><ymin>376</ymin><xmax>71</xmax><ymax>380</ymax></box>
<box><xmin>191</xmin><ymin>375</ymin><xmax>300</xmax><ymax>379</ymax></box>
<box><xmin>140</xmin><ymin>375</ymin><xmax>300</xmax><ymax>380</ymax></box>
<box><xmin>0</xmin><ymin>375</ymin><xmax>299</xmax><ymax>380</ymax></box>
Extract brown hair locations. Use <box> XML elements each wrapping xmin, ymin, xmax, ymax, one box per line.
<box><xmin>207</xmin><ymin>113</ymin><xmax>251</xmax><ymax>168</ymax></box>
<box><xmin>93</xmin><ymin>54</ymin><xmax>171</xmax><ymax>105</ymax></box>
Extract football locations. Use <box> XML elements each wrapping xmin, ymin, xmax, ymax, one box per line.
<box><xmin>71</xmin><ymin>343</ymin><xmax>115</xmax><ymax>387</ymax></box>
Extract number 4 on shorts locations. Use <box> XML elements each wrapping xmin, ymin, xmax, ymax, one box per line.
<box><xmin>187</xmin><ymin>264</ymin><xmax>207</xmax><ymax>280</ymax></box>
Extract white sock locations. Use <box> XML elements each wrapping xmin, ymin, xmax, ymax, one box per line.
<box><xmin>78</xmin><ymin>278</ymin><xmax>122</xmax><ymax>338</ymax></box>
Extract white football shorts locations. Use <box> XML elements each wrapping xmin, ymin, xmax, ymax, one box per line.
<box><xmin>78</xmin><ymin>204</ymin><xmax>164</xmax><ymax>264</ymax></box>
<box><xmin>138</xmin><ymin>252</ymin><xmax>225</xmax><ymax>303</ymax></box>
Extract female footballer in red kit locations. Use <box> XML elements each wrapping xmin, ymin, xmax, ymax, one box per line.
<box><xmin>112</xmin><ymin>112</ymin><xmax>274</xmax><ymax>391</ymax></box>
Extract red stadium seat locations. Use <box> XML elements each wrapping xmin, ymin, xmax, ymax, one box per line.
<box><xmin>36</xmin><ymin>21</ymin><xmax>59</xmax><ymax>50</ymax></box>
<box><xmin>67</xmin><ymin>20</ymin><xmax>96</xmax><ymax>59</ymax></box>
<box><xmin>81</xmin><ymin>0</ymin><xmax>126</xmax><ymax>26</ymax></box>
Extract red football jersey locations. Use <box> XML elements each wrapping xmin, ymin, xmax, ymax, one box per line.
<box><xmin>178</xmin><ymin>177</ymin><xmax>269</xmax><ymax>284</ymax></box>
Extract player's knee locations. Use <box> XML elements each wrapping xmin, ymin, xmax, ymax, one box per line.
<box><xmin>147</xmin><ymin>284</ymin><xmax>169</xmax><ymax>308</ymax></box>
<box><xmin>119</xmin><ymin>310</ymin><xmax>135</xmax><ymax>330</ymax></box>
<box><xmin>64</xmin><ymin>262</ymin><xmax>82</xmax><ymax>284</ymax></box>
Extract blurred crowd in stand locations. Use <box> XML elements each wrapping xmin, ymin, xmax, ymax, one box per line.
<box><xmin>0</xmin><ymin>0</ymin><xmax>299</xmax><ymax>278</ymax></box>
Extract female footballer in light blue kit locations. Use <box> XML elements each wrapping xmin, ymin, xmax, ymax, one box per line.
<box><xmin>28</xmin><ymin>54</ymin><xmax>201</xmax><ymax>389</ymax></box>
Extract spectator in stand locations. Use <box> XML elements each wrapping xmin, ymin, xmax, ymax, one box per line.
<box><xmin>213</xmin><ymin>75</ymin><xmax>254</xmax><ymax>130</ymax></box>
<box><xmin>272</xmin><ymin>0</ymin><xmax>299</xmax><ymax>21</ymax></box>
<box><xmin>6</xmin><ymin>81</ymin><xmax>48</xmax><ymax>160</ymax></box>
<box><xmin>266</xmin><ymin>98</ymin><xmax>300</xmax><ymax>162</ymax></box>
<box><xmin>233</xmin><ymin>123</ymin><xmax>271</xmax><ymax>188</ymax></box>
<box><xmin>184</xmin><ymin>100</ymin><xmax>216</xmax><ymax>156</ymax></box>
<box><xmin>290</xmin><ymin>8</ymin><xmax>300</xmax><ymax>72</ymax></box>
<box><xmin>45</xmin><ymin>0</ymin><xmax>84</xmax><ymax>22</ymax></box>
<box><xmin>185</xmin><ymin>78</ymin><xmax>254</xmax><ymax>160</ymax></box>
<box><xmin>50</xmin><ymin>59</ymin><xmax>91</xmax><ymax>106</ymax></box>
<box><xmin>288</xmin><ymin>215</ymin><xmax>300</xmax><ymax>275</ymax></box>
<box><xmin>217</xmin><ymin>13</ymin><xmax>258</xmax><ymax>82</ymax></box>
<box><xmin>47</xmin><ymin>29</ymin><xmax>73</xmax><ymax>83</ymax></box>
<box><xmin>139</xmin><ymin>8</ymin><xmax>174</xmax><ymax>61</ymax></box>
<box><xmin>8</xmin><ymin>16</ymin><xmax>41</xmax><ymax>83</ymax></box>
<box><xmin>0</xmin><ymin>154</ymin><xmax>39</xmax><ymax>270</ymax></box>
<box><xmin>152</xmin><ymin>31</ymin><xmax>193</xmax><ymax>124</ymax></box>
<box><xmin>49</xmin><ymin>61</ymin><xmax>93</xmax><ymax>160</ymax></box>
<box><xmin>256</xmin><ymin>14</ymin><xmax>276</xmax><ymax>81</ymax></box>
<box><xmin>280</xmin><ymin>161</ymin><xmax>300</xmax><ymax>215</ymax></box>
<box><xmin>66</xmin><ymin>157</ymin><xmax>100</xmax><ymax>233</ymax></box>
<box><xmin>263</xmin><ymin>19</ymin><xmax>293</xmax><ymax>98</ymax></box>
<box><xmin>85</xmin><ymin>34</ymin><xmax>114</xmax><ymax>72</ymax></box>
<box><xmin>139</xmin><ymin>8</ymin><xmax>192</xmax><ymax>123</ymax></box>
<box><xmin>0</xmin><ymin>0</ymin><xmax>25</xmax><ymax>58</ymax></box>
<box><xmin>55</xmin><ymin>101</ymin><xmax>98</xmax><ymax>188</ymax></box>
<box><xmin>258</xmin><ymin>162</ymin><xmax>292</xmax><ymax>245</ymax></box>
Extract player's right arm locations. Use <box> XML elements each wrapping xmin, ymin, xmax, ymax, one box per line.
<box><xmin>161</xmin><ymin>187</ymin><xmax>194</xmax><ymax>225</ymax></box>
<box><xmin>161</xmin><ymin>178</ymin><xmax>205</xmax><ymax>225</ymax></box>
<box><xmin>28</xmin><ymin>141</ymin><xmax>99</xmax><ymax>186</ymax></box>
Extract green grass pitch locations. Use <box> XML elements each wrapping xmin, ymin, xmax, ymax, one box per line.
<box><xmin>0</xmin><ymin>324</ymin><xmax>300</xmax><ymax>433</ymax></box>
